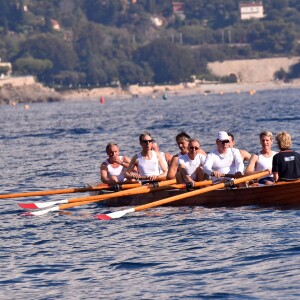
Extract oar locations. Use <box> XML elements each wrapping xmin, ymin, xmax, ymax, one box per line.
<box><xmin>0</xmin><ymin>181</ymin><xmax>148</xmax><ymax>199</ymax></box>
<box><xmin>20</xmin><ymin>180</ymin><xmax>214</xmax><ymax>216</ymax></box>
<box><xmin>18</xmin><ymin>179</ymin><xmax>177</xmax><ymax>210</ymax></box>
<box><xmin>95</xmin><ymin>170</ymin><xmax>270</xmax><ymax>220</ymax></box>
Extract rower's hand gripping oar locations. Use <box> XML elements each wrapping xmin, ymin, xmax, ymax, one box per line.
<box><xmin>20</xmin><ymin>180</ymin><xmax>213</xmax><ymax>216</ymax></box>
<box><xmin>95</xmin><ymin>170</ymin><xmax>270</xmax><ymax>220</ymax></box>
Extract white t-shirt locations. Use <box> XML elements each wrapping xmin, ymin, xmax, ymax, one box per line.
<box><xmin>203</xmin><ymin>148</ymin><xmax>244</xmax><ymax>179</ymax></box>
<box><xmin>178</xmin><ymin>153</ymin><xmax>206</xmax><ymax>180</ymax></box>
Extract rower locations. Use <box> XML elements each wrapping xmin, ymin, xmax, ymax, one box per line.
<box><xmin>203</xmin><ymin>131</ymin><xmax>244</xmax><ymax>182</ymax></box>
<box><xmin>167</xmin><ymin>131</ymin><xmax>190</xmax><ymax>179</ymax></box>
<box><xmin>245</xmin><ymin>131</ymin><xmax>277</xmax><ymax>185</ymax></box>
<box><xmin>272</xmin><ymin>131</ymin><xmax>300</xmax><ymax>182</ymax></box>
<box><xmin>125</xmin><ymin>131</ymin><xmax>168</xmax><ymax>181</ymax></box>
<box><xmin>100</xmin><ymin>142</ymin><xmax>131</xmax><ymax>184</ymax></box>
<box><xmin>176</xmin><ymin>139</ymin><xmax>207</xmax><ymax>185</ymax></box>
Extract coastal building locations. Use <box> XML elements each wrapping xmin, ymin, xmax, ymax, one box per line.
<box><xmin>172</xmin><ymin>2</ymin><xmax>185</xmax><ymax>19</ymax></box>
<box><xmin>240</xmin><ymin>1</ymin><xmax>265</xmax><ymax>20</ymax></box>
<box><xmin>151</xmin><ymin>16</ymin><xmax>164</xmax><ymax>27</ymax></box>
<box><xmin>51</xmin><ymin>19</ymin><xmax>60</xmax><ymax>31</ymax></box>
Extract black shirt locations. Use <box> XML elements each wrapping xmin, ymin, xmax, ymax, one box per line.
<box><xmin>272</xmin><ymin>149</ymin><xmax>300</xmax><ymax>181</ymax></box>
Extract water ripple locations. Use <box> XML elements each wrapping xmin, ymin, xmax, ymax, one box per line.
<box><xmin>1</xmin><ymin>91</ymin><xmax>300</xmax><ymax>299</ymax></box>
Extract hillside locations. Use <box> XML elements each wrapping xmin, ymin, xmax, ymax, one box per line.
<box><xmin>1</xmin><ymin>0</ymin><xmax>300</xmax><ymax>87</ymax></box>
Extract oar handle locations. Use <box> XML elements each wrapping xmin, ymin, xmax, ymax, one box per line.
<box><xmin>0</xmin><ymin>178</ymin><xmax>169</xmax><ymax>199</ymax></box>
<box><xmin>57</xmin><ymin>180</ymin><xmax>214</xmax><ymax>210</ymax></box>
<box><xmin>0</xmin><ymin>185</ymin><xmax>111</xmax><ymax>199</ymax></box>
<box><xmin>66</xmin><ymin>179</ymin><xmax>177</xmax><ymax>203</ymax></box>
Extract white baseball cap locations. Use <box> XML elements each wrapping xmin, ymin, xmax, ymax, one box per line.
<box><xmin>217</xmin><ymin>131</ymin><xmax>229</xmax><ymax>141</ymax></box>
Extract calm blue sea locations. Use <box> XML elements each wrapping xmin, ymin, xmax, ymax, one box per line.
<box><xmin>1</xmin><ymin>88</ymin><xmax>300</xmax><ymax>299</ymax></box>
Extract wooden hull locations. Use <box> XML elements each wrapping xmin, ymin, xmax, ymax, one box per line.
<box><xmin>100</xmin><ymin>180</ymin><xmax>300</xmax><ymax>209</ymax></box>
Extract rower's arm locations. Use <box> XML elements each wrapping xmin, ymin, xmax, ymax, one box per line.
<box><xmin>100</xmin><ymin>162</ymin><xmax>110</xmax><ymax>184</ymax></box>
<box><xmin>245</xmin><ymin>154</ymin><xmax>258</xmax><ymax>175</ymax></box>
<box><xmin>167</xmin><ymin>156</ymin><xmax>178</xmax><ymax>179</ymax></box>
<box><xmin>157</xmin><ymin>152</ymin><xmax>168</xmax><ymax>179</ymax></box>
<box><xmin>124</xmin><ymin>155</ymin><xmax>139</xmax><ymax>179</ymax></box>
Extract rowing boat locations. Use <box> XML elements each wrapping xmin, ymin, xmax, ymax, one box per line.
<box><xmin>98</xmin><ymin>180</ymin><xmax>300</xmax><ymax>209</ymax></box>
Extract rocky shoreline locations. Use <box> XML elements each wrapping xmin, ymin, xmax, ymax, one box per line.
<box><xmin>0</xmin><ymin>82</ymin><xmax>62</xmax><ymax>105</ymax></box>
<box><xmin>1</xmin><ymin>78</ymin><xmax>300</xmax><ymax>105</ymax></box>
<box><xmin>60</xmin><ymin>80</ymin><xmax>300</xmax><ymax>102</ymax></box>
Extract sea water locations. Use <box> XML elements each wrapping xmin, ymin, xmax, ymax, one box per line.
<box><xmin>0</xmin><ymin>89</ymin><xmax>300</xmax><ymax>299</ymax></box>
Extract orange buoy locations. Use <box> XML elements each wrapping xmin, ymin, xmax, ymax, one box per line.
<box><xmin>100</xmin><ymin>97</ymin><xmax>105</xmax><ymax>104</ymax></box>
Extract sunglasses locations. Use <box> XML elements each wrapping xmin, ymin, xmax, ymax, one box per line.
<box><xmin>219</xmin><ymin>140</ymin><xmax>229</xmax><ymax>144</ymax></box>
<box><xmin>189</xmin><ymin>146</ymin><xmax>199</xmax><ymax>150</ymax></box>
<box><xmin>142</xmin><ymin>140</ymin><xmax>153</xmax><ymax>144</ymax></box>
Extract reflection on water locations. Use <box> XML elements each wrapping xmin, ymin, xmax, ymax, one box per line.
<box><xmin>0</xmin><ymin>89</ymin><xmax>300</xmax><ymax>299</ymax></box>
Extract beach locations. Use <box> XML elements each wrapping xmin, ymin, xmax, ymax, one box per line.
<box><xmin>60</xmin><ymin>80</ymin><xmax>300</xmax><ymax>101</ymax></box>
<box><xmin>2</xmin><ymin>76</ymin><xmax>300</xmax><ymax>105</ymax></box>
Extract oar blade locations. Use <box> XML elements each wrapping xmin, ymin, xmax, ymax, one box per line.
<box><xmin>95</xmin><ymin>208</ymin><xmax>135</xmax><ymax>220</ymax></box>
<box><xmin>20</xmin><ymin>206</ymin><xmax>59</xmax><ymax>216</ymax></box>
<box><xmin>17</xmin><ymin>200</ymin><xmax>67</xmax><ymax>210</ymax></box>
<box><xmin>18</xmin><ymin>203</ymin><xmax>39</xmax><ymax>209</ymax></box>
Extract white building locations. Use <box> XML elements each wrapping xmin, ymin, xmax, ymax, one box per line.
<box><xmin>240</xmin><ymin>1</ymin><xmax>265</xmax><ymax>20</ymax></box>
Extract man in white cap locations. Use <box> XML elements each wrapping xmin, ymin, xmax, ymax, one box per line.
<box><xmin>203</xmin><ymin>131</ymin><xmax>244</xmax><ymax>182</ymax></box>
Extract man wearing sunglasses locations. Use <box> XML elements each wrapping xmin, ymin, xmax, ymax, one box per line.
<box><xmin>176</xmin><ymin>139</ymin><xmax>207</xmax><ymax>184</ymax></box>
<box><xmin>167</xmin><ymin>131</ymin><xmax>207</xmax><ymax>179</ymax></box>
<box><xmin>203</xmin><ymin>131</ymin><xmax>244</xmax><ymax>182</ymax></box>
<box><xmin>125</xmin><ymin>131</ymin><xmax>168</xmax><ymax>181</ymax></box>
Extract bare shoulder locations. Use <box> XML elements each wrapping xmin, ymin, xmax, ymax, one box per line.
<box><xmin>165</xmin><ymin>152</ymin><xmax>173</xmax><ymax>160</ymax></box>
<box><xmin>100</xmin><ymin>161</ymin><xmax>108</xmax><ymax>167</ymax></box>
<box><xmin>170</xmin><ymin>155</ymin><xmax>179</xmax><ymax>163</ymax></box>
<box><xmin>123</xmin><ymin>155</ymin><xmax>131</xmax><ymax>162</ymax></box>
<box><xmin>199</xmin><ymin>149</ymin><xmax>207</xmax><ymax>155</ymax></box>
<box><xmin>240</xmin><ymin>149</ymin><xmax>251</xmax><ymax>161</ymax></box>
<box><xmin>100</xmin><ymin>161</ymin><xmax>108</xmax><ymax>170</ymax></box>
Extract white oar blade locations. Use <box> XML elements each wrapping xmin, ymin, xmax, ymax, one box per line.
<box><xmin>18</xmin><ymin>199</ymin><xmax>68</xmax><ymax>210</ymax></box>
<box><xmin>95</xmin><ymin>208</ymin><xmax>135</xmax><ymax>220</ymax></box>
<box><xmin>20</xmin><ymin>206</ymin><xmax>59</xmax><ymax>216</ymax></box>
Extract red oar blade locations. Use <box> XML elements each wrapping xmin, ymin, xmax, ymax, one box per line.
<box><xmin>17</xmin><ymin>200</ymin><xmax>67</xmax><ymax>210</ymax></box>
<box><xmin>18</xmin><ymin>203</ymin><xmax>39</xmax><ymax>209</ymax></box>
<box><xmin>95</xmin><ymin>208</ymin><xmax>135</xmax><ymax>220</ymax></box>
<box><xmin>95</xmin><ymin>214</ymin><xmax>113</xmax><ymax>220</ymax></box>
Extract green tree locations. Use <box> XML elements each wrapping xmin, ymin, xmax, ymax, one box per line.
<box><xmin>135</xmin><ymin>39</ymin><xmax>196</xmax><ymax>83</ymax></box>
<box><xmin>52</xmin><ymin>71</ymin><xmax>86</xmax><ymax>86</ymax></box>
<box><xmin>14</xmin><ymin>57</ymin><xmax>53</xmax><ymax>76</ymax></box>
<box><xmin>118</xmin><ymin>61</ymin><xmax>153</xmax><ymax>84</ymax></box>
<box><xmin>21</xmin><ymin>34</ymin><xmax>78</xmax><ymax>74</ymax></box>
